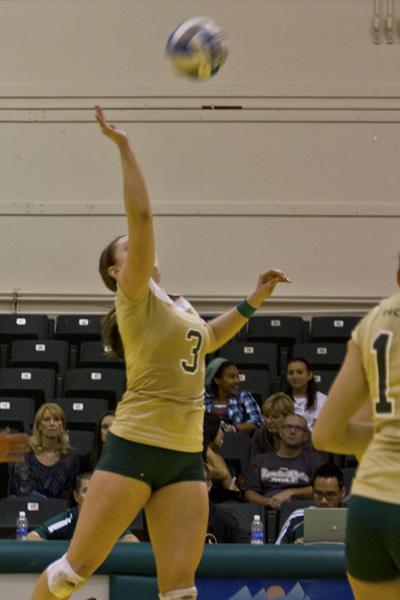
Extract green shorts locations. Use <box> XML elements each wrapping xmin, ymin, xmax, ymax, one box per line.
<box><xmin>346</xmin><ymin>495</ymin><xmax>400</xmax><ymax>582</ymax></box>
<box><xmin>96</xmin><ymin>431</ymin><xmax>205</xmax><ymax>491</ymax></box>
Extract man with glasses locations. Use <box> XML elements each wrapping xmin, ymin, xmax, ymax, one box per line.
<box><xmin>243</xmin><ymin>414</ymin><xmax>324</xmax><ymax>510</ymax></box>
<box><xmin>275</xmin><ymin>464</ymin><xmax>346</xmax><ymax>544</ymax></box>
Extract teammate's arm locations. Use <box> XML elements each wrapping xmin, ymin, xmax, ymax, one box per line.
<box><xmin>95</xmin><ymin>106</ymin><xmax>155</xmax><ymax>301</ymax></box>
<box><xmin>312</xmin><ymin>341</ymin><xmax>373</xmax><ymax>459</ymax></box>
<box><xmin>206</xmin><ymin>269</ymin><xmax>290</xmax><ymax>353</ymax></box>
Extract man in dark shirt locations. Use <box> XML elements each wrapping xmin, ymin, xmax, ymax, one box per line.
<box><xmin>243</xmin><ymin>414</ymin><xmax>324</xmax><ymax>510</ymax></box>
<box><xmin>27</xmin><ymin>472</ymin><xmax>137</xmax><ymax>542</ymax></box>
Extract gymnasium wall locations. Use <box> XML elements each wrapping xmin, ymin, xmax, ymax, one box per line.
<box><xmin>0</xmin><ymin>0</ymin><xmax>399</xmax><ymax>315</ymax></box>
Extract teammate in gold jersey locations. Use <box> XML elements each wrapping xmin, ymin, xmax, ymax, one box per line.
<box><xmin>313</xmin><ymin>263</ymin><xmax>400</xmax><ymax>600</ymax></box>
<box><xmin>31</xmin><ymin>107</ymin><xmax>289</xmax><ymax>600</ymax></box>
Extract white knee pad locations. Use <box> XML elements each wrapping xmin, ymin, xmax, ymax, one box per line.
<box><xmin>159</xmin><ymin>587</ymin><xmax>197</xmax><ymax>599</ymax></box>
<box><xmin>46</xmin><ymin>554</ymin><xmax>86</xmax><ymax>598</ymax></box>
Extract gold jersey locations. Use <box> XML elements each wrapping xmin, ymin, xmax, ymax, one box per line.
<box><xmin>110</xmin><ymin>279</ymin><xmax>210</xmax><ymax>453</ymax></box>
<box><xmin>351</xmin><ymin>290</ymin><xmax>400</xmax><ymax>504</ymax></box>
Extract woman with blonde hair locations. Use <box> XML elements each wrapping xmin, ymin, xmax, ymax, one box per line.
<box><xmin>250</xmin><ymin>392</ymin><xmax>295</xmax><ymax>458</ymax></box>
<box><xmin>10</xmin><ymin>402</ymin><xmax>79</xmax><ymax>501</ymax></box>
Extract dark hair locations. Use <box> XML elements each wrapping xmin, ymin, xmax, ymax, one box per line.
<box><xmin>101</xmin><ymin>308</ymin><xmax>124</xmax><ymax>359</ymax></box>
<box><xmin>312</xmin><ymin>463</ymin><xmax>345</xmax><ymax>488</ymax></box>
<box><xmin>210</xmin><ymin>360</ymin><xmax>236</xmax><ymax>395</ymax></box>
<box><xmin>98</xmin><ymin>234</ymin><xmax>125</xmax><ymax>292</ymax></box>
<box><xmin>89</xmin><ymin>410</ymin><xmax>116</xmax><ymax>469</ymax></box>
<box><xmin>284</xmin><ymin>356</ymin><xmax>319</xmax><ymax>411</ymax></box>
<box><xmin>74</xmin><ymin>471</ymin><xmax>93</xmax><ymax>492</ymax></box>
<box><xmin>202</xmin><ymin>412</ymin><xmax>222</xmax><ymax>460</ymax></box>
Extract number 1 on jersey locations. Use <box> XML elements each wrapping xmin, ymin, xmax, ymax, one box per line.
<box><xmin>372</xmin><ymin>331</ymin><xmax>394</xmax><ymax>416</ymax></box>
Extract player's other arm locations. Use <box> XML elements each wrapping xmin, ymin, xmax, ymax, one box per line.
<box><xmin>313</xmin><ymin>341</ymin><xmax>373</xmax><ymax>459</ymax></box>
<box><xmin>206</xmin><ymin>269</ymin><xmax>290</xmax><ymax>353</ymax></box>
<box><xmin>95</xmin><ymin>106</ymin><xmax>155</xmax><ymax>301</ymax></box>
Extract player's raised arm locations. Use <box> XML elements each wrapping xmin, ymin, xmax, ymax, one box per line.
<box><xmin>206</xmin><ymin>269</ymin><xmax>290</xmax><ymax>353</ymax></box>
<box><xmin>95</xmin><ymin>106</ymin><xmax>155</xmax><ymax>300</ymax></box>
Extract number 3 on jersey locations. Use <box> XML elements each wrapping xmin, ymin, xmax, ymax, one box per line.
<box><xmin>372</xmin><ymin>331</ymin><xmax>395</xmax><ymax>416</ymax></box>
<box><xmin>181</xmin><ymin>330</ymin><xmax>203</xmax><ymax>374</ymax></box>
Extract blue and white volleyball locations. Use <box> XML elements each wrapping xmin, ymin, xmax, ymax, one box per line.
<box><xmin>166</xmin><ymin>17</ymin><xmax>228</xmax><ymax>80</ymax></box>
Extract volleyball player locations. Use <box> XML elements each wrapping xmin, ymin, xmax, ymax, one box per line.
<box><xmin>31</xmin><ymin>106</ymin><xmax>289</xmax><ymax>600</ymax></box>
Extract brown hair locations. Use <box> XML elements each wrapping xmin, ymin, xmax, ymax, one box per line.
<box><xmin>30</xmin><ymin>403</ymin><xmax>72</xmax><ymax>455</ymax></box>
<box><xmin>99</xmin><ymin>235</ymin><xmax>125</xmax><ymax>358</ymax></box>
<box><xmin>98</xmin><ymin>234</ymin><xmax>125</xmax><ymax>292</ymax></box>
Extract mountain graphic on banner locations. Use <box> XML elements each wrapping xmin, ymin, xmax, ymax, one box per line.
<box><xmin>227</xmin><ymin>582</ymin><xmax>310</xmax><ymax>600</ymax></box>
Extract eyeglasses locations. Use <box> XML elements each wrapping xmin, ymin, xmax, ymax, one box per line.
<box><xmin>282</xmin><ymin>424</ymin><xmax>307</xmax><ymax>433</ymax></box>
<box><xmin>313</xmin><ymin>490</ymin><xmax>340</xmax><ymax>500</ymax></box>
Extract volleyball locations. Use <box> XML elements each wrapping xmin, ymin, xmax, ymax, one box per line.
<box><xmin>166</xmin><ymin>17</ymin><xmax>228</xmax><ymax>80</ymax></box>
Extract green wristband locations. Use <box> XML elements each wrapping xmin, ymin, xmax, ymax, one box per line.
<box><xmin>236</xmin><ymin>299</ymin><xmax>257</xmax><ymax>319</ymax></box>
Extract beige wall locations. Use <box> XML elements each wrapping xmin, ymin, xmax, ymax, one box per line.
<box><xmin>1</xmin><ymin>0</ymin><xmax>399</xmax><ymax>315</ymax></box>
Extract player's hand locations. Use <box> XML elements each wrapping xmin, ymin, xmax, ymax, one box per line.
<box><xmin>248</xmin><ymin>269</ymin><xmax>291</xmax><ymax>308</ymax></box>
<box><xmin>95</xmin><ymin>106</ymin><xmax>128</xmax><ymax>147</ymax></box>
<box><xmin>0</xmin><ymin>431</ymin><xmax>30</xmax><ymax>463</ymax></box>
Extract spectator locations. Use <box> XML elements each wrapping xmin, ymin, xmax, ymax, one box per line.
<box><xmin>79</xmin><ymin>410</ymin><xmax>115</xmax><ymax>472</ymax></box>
<box><xmin>204</xmin><ymin>466</ymin><xmax>250</xmax><ymax>544</ymax></box>
<box><xmin>9</xmin><ymin>403</ymin><xmax>79</xmax><ymax>501</ymax></box>
<box><xmin>250</xmin><ymin>393</ymin><xmax>295</xmax><ymax>458</ymax></box>
<box><xmin>205</xmin><ymin>357</ymin><xmax>263</xmax><ymax>434</ymax></box>
<box><xmin>203</xmin><ymin>412</ymin><xmax>239</xmax><ymax>492</ymax></box>
<box><xmin>284</xmin><ymin>357</ymin><xmax>327</xmax><ymax>430</ymax></box>
<box><xmin>27</xmin><ymin>472</ymin><xmax>138</xmax><ymax>542</ymax></box>
<box><xmin>243</xmin><ymin>414</ymin><xmax>324</xmax><ymax>510</ymax></box>
<box><xmin>276</xmin><ymin>464</ymin><xmax>346</xmax><ymax>544</ymax></box>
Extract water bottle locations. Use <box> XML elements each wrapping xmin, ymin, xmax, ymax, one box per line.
<box><xmin>16</xmin><ymin>510</ymin><xmax>29</xmax><ymax>540</ymax></box>
<box><xmin>250</xmin><ymin>514</ymin><xmax>264</xmax><ymax>545</ymax></box>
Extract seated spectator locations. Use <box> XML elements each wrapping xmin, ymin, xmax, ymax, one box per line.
<box><xmin>204</xmin><ymin>357</ymin><xmax>263</xmax><ymax>434</ymax></box>
<box><xmin>79</xmin><ymin>410</ymin><xmax>115</xmax><ymax>472</ymax></box>
<box><xmin>9</xmin><ymin>403</ymin><xmax>79</xmax><ymax>501</ymax></box>
<box><xmin>276</xmin><ymin>464</ymin><xmax>346</xmax><ymax>544</ymax></box>
<box><xmin>203</xmin><ymin>412</ymin><xmax>240</xmax><ymax>493</ymax></box>
<box><xmin>283</xmin><ymin>357</ymin><xmax>327</xmax><ymax>430</ymax></box>
<box><xmin>250</xmin><ymin>393</ymin><xmax>295</xmax><ymax>458</ymax></box>
<box><xmin>27</xmin><ymin>472</ymin><xmax>138</xmax><ymax>542</ymax></box>
<box><xmin>204</xmin><ymin>466</ymin><xmax>250</xmax><ymax>544</ymax></box>
<box><xmin>243</xmin><ymin>414</ymin><xmax>324</xmax><ymax>510</ymax></box>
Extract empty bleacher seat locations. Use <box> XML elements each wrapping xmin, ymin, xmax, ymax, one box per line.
<box><xmin>219</xmin><ymin>342</ymin><xmax>278</xmax><ymax>380</ymax></box>
<box><xmin>68</xmin><ymin>429</ymin><xmax>94</xmax><ymax>456</ymax></box>
<box><xmin>247</xmin><ymin>316</ymin><xmax>304</xmax><ymax>345</ymax></box>
<box><xmin>64</xmin><ymin>368</ymin><xmax>125</xmax><ymax>409</ymax></box>
<box><xmin>0</xmin><ymin>397</ymin><xmax>35</xmax><ymax>433</ymax></box>
<box><xmin>78</xmin><ymin>341</ymin><xmax>124</xmax><ymax>369</ymax></box>
<box><xmin>9</xmin><ymin>340</ymin><xmax>69</xmax><ymax>378</ymax></box>
<box><xmin>56</xmin><ymin>397</ymin><xmax>109</xmax><ymax>430</ymax></box>
<box><xmin>218</xmin><ymin>431</ymin><xmax>251</xmax><ymax>478</ymax></box>
<box><xmin>0</xmin><ymin>497</ymin><xmax>67</xmax><ymax>531</ymax></box>
<box><xmin>291</xmin><ymin>342</ymin><xmax>346</xmax><ymax>370</ymax></box>
<box><xmin>312</xmin><ymin>370</ymin><xmax>338</xmax><ymax>395</ymax></box>
<box><xmin>238</xmin><ymin>369</ymin><xmax>271</xmax><ymax>405</ymax></box>
<box><xmin>0</xmin><ymin>368</ymin><xmax>56</xmax><ymax>411</ymax></box>
<box><xmin>54</xmin><ymin>315</ymin><xmax>103</xmax><ymax>344</ymax></box>
<box><xmin>309</xmin><ymin>316</ymin><xmax>361</xmax><ymax>342</ymax></box>
<box><xmin>0</xmin><ymin>314</ymin><xmax>50</xmax><ymax>344</ymax></box>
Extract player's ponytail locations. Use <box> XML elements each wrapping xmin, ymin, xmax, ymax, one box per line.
<box><xmin>101</xmin><ymin>307</ymin><xmax>124</xmax><ymax>359</ymax></box>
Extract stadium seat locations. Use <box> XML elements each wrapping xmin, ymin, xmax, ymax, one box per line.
<box><xmin>219</xmin><ymin>342</ymin><xmax>278</xmax><ymax>380</ymax></box>
<box><xmin>0</xmin><ymin>368</ymin><xmax>56</xmax><ymax>411</ymax></box>
<box><xmin>68</xmin><ymin>429</ymin><xmax>94</xmax><ymax>456</ymax></box>
<box><xmin>78</xmin><ymin>341</ymin><xmax>125</xmax><ymax>369</ymax></box>
<box><xmin>0</xmin><ymin>314</ymin><xmax>51</xmax><ymax>367</ymax></box>
<box><xmin>218</xmin><ymin>431</ymin><xmax>251</xmax><ymax>477</ymax></box>
<box><xmin>238</xmin><ymin>369</ymin><xmax>271</xmax><ymax>406</ymax></box>
<box><xmin>291</xmin><ymin>342</ymin><xmax>347</xmax><ymax>370</ymax></box>
<box><xmin>9</xmin><ymin>340</ymin><xmax>69</xmax><ymax>379</ymax></box>
<box><xmin>309</xmin><ymin>316</ymin><xmax>361</xmax><ymax>342</ymax></box>
<box><xmin>54</xmin><ymin>315</ymin><xmax>103</xmax><ymax>344</ymax></box>
<box><xmin>247</xmin><ymin>316</ymin><xmax>304</xmax><ymax>345</ymax></box>
<box><xmin>0</xmin><ymin>497</ymin><xmax>67</xmax><ymax>530</ymax></box>
<box><xmin>56</xmin><ymin>397</ymin><xmax>109</xmax><ymax>430</ymax></box>
<box><xmin>312</xmin><ymin>370</ymin><xmax>338</xmax><ymax>394</ymax></box>
<box><xmin>64</xmin><ymin>368</ymin><xmax>126</xmax><ymax>409</ymax></box>
<box><xmin>0</xmin><ymin>397</ymin><xmax>35</xmax><ymax>432</ymax></box>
